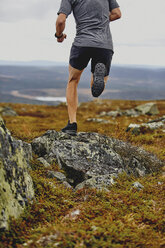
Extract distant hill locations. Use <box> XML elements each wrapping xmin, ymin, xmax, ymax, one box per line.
<box><xmin>0</xmin><ymin>64</ymin><xmax>165</xmax><ymax>104</ymax></box>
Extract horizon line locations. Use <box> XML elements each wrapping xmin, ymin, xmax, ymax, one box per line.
<box><xmin>0</xmin><ymin>60</ymin><xmax>165</xmax><ymax>69</ymax></box>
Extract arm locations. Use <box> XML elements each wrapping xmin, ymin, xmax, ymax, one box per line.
<box><xmin>109</xmin><ymin>8</ymin><xmax>121</xmax><ymax>22</ymax></box>
<box><xmin>55</xmin><ymin>13</ymin><xmax>67</xmax><ymax>43</ymax></box>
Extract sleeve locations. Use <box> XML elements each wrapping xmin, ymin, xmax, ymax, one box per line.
<box><xmin>57</xmin><ymin>0</ymin><xmax>72</xmax><ymax>17</ymax></box>
<box><xmin>109</xmin><ymin>0</ymin><xmax>120</xmax><ymax>11</ymax></box>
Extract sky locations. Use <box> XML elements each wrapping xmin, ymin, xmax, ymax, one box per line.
<box><xmin>0</xmin><ymin>0</ymin><xmax>165</xmax><ymax>67</ymax></box>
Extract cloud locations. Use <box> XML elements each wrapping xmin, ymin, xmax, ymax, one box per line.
<box><xmin>0</xmin><ymin>0</ymin><xmax>61</xmax><ymax>22</ymax></box>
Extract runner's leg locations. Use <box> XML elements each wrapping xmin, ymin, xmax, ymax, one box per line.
<box><xmin>66</xmin><ymin>65</ymin><xmax>83</xmax><ymax>123</ymax></box>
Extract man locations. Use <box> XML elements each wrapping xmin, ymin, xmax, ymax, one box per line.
<box><xmin>55</xmin><ymin>0</ymin><xmax>121</xmax><ymax>135</ymax></box>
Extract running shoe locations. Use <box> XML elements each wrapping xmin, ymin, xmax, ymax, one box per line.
<box><xmin>92</xmin><ymin>63</ymin><xmax>106</xmax><ymax>97</ymax></box>
<box><xmin>61</xmin><ymin>121</ymin><xmax>77</xmax><ymax>136</ymax></box>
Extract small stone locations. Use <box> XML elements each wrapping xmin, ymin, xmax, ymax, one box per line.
<box><xmin>86</xmin><ymin>118</ymin><xmax>111</xmax><ymax>124</ymax></box>
<box><xmin>63</xmin><ymin>181</ymin><xmax>72</xmax><ymax>189</ymax></box>
<box><xmin>99</xmin><ymin>111</ymin><xmax>107</xmax><ymax>117</ymax></box>
<box><xmin>123</xmin><ymin>109</ymin><xmax>139</xmax><ymax>117</ymax></box>
<box><xmin>157</xmin><ymin>182</ymin><xmax>163</xmax><ymax>185</ymax></box>
<box><xmin>107</xmin><ymin>110</ymin><xmax>122</xmax><ymax>117</ymax></box>
<box><xmin>47</xmin><ymin>171</ymin><xmax>66</xmax><ymax>182</ymax></box>
<box><xmin>37</xmin><ymin>157</ymin><xmax>50</xmax><ymax>168</ymax></box>
<box><xmin>132</xmin><ymin>182</ymin><xmax>144</xmax><ymax>190</ymax></box>
<box><xmin>64</xmin><ymin>209</ymin><xmax>81</xmax><ymax>220</ymax></box>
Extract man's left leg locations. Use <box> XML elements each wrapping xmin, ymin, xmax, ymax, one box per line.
<box><xmin>66</xmin><ymin>65</ymin><xmax>83</xmax><ymax>123</ymax></box>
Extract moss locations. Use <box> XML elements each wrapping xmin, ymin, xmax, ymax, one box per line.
<box><xmin>0</xmin><ymin>100</ymin><xmax>165</xmax><ymax>247</ymax></box>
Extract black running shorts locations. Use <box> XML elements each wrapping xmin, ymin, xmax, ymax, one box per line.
<box><xmin>69</xmin><ymin>45</ymin><xmax>114</xmax><ymax>76</ymax></box>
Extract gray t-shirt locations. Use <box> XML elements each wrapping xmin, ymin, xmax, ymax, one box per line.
<box><xmin>58</xmin><ymin>0</ymin><xmax>119</xmax><ymax>51</ymax></box>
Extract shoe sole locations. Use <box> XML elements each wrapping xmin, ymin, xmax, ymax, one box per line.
<box><xmin>92</xmin><ymin>63</ymin><xmax>106</xmax><ymax>97</ymax></box>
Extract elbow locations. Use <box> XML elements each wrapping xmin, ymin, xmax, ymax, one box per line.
<box><xmin>56</xmin><ymin>14</ymin><xmax>66</xmax><ymax>27</ymax></box>
<box><xmin>56</xmin><ymin>19</ymin><xmax>65</xmax><ymax>27</ymax></box>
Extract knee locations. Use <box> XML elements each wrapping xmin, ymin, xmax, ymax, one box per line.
<box><xmin>68</xmin><ymin>76</ymin><xmax>80</xmax><ymax>85</ymax></box>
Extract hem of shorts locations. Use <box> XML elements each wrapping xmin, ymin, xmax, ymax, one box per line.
<box><xmin>72</xmin><ymin>42</ymin><xmax>114</xmax><ymax>51</ymax></box>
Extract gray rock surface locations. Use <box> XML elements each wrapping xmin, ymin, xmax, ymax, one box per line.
<box><xmin>32</xmin><ymin>131</ymin><xmax>163</xmax><ymax>189</ymax></box>
<box><xmin>86</xmin><ymin>118</ymin><xmax>111</xmax><ymax>124</ymax></box>
<box><xmin>132</xmin><ymin>182</ymin><xmax>144</xmax><ymax>190</ymax></box>
<box><xmin>47</xmin><ymin>171</ymin><xmax>66</xmax><ymax>182</ymax></box>
<box><xmin>75</xmin><ymin>174</ymin><xmax>117</xmax><ymax>191</ymax></box>
<box><xmin>135</xmin><ymin>102</ymin><xmax>159</xmax><ymax>115</ymax></box>
<box><xmin>37</xmin><ymin>157</ymin><xmax>50</xmax><ymax>168</ymax></box>
<box><xmin>0</xmin><ymin>116</ymin><xmax>34</xmax><ymax>230</ymax></box>
<box><xmin>127</xmin><ymin>121</ymin><xmax>165</xmax><ymax>134</ymax></box>
<box><xmin>0</xmin><ymin>106</ymin><xmax>18</xmax><ymax>116</ymax></box>
<box><xmin>98</xmin><ymin>103</ymin><xmax>159</xmax><ymax>118</ymax></box>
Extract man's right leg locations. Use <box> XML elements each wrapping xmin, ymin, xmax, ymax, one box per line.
<box><xmin>91</xmin><ymin>48</ymin><xmax>113</xmax><ymax>97</ymax></box>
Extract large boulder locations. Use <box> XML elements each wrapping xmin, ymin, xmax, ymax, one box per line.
<box><xmin>135</xmin><ymin>102</ymin><xmax>159</xmax><ymax>115</ymax></box>
<box><xmin>0</xmin><ymin>117</ymin><xmax>34</xmax><ymax>230</ymax></box>
<box><xmin>31</xmin><ymin>131</ymin><xmax>163</xmax><ymax>189</ymax></box>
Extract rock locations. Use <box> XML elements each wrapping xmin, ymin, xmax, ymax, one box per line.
<box><xmin>31</xmin><ymin>131</ymin><xmax>163</xmax><ymax>190</ymax></box>
<box><xmin>107</xmin><ymin>110</ymin><xmax>122</xmax><ymax>117</ymax></box>
<box><xmin>35</xmin><ymin>234</ymin><xmax>59</xmax><ymax>246</ymax></box>
<box><xmin>135</xmin><ymin>102</ymin><xmax>159</xmax><ymax>115</ymax></box>
<box><xmin>62</xmin><ymin>181</ymin><xmax>72</xmax><ymax>189</ymax></box>
<box><xmin>64</xmin><ymin>209</ymin><xmax>81</xmax><ymax>221</ymax></box>
<box><xmin>122</xmin><ymin>109</ymin><xmax>139</xmax><ymax>117</ymax></box>
<box><xmin>126</xmin><ymin>121</ymin><xmax>165</xmax><ymax>134</ymax></box>
<box><xmin>37</xmin><ymin>157</ymin><xmax>50</xmax><ymax>168</ymax></box>
<box><xmin>99</xmin><ymin>110</ymin><xmax>122</xmax><ymax>118</ymax></box>
<box><xmin>47</xmin><ymin>171</ymin><xmax>66</xmax><ymax>182</ymax></box>
<box><xmin>99</xmin><ymin>111</ymin><xmax>107</xmax><ymax>117</ymax></box>
<box><xmin>86</xmin><ymin>118</ymin><xmax>111</xmax><ymax>124</ymax></box>
<box><xmin>0</xmin><ymin>116</ymin><xmax>34</xmax><ymax>230</ymax></box>
<box><xmin>98</xmin><ymin>103</ymin><xmax>159</xmax><ymax>118</ymax></box>
<box><xmin>147</xmin><ymin>115</ymin><xmax>165</xmax><ymax>124</ymax></box>
<box><xmin>0</xmin><ymin>106</ymin><xmax>18</xmax><ymax>116</ymax></box>
<box><xmin>75</xmin><ymin>174</ymin><xmax>117</xmax><ymax>191</ymax></box>
<box><xmin>132</xmin><ymin>182</ymin><xmax>144</xmax><ymax>190</ymax></box>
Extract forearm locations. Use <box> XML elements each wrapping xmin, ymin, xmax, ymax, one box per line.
<box><xmin>56</xmin><ymin>20</ymin><xmax>65</xmax><ymax>36</ymax></box>
<box><xmin>55</xmin><ymin>13</ymin><xmax>66</xmax><ymax>36</ymax></box>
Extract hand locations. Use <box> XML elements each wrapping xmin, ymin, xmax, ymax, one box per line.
<box><xmin>57</xmin><ymin>34</ymin><xmax>67</xmax><ymax>43</ymax></box>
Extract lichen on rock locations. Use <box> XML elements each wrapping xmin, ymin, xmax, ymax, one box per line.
<box><xmin>32</xmin><ymin>130</ymin><xmax>163</xmax><ymax>189</ymax></box>
<box><xmin>0</xmin><ymin>117</ymin><xmax>34</xmax><ymax>230</ymax></box>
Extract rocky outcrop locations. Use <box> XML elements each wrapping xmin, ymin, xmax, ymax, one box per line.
<box><xmin>0</xmin><ymin>117</ymin><xmax>34</xmax><ymax>230</ymax></box>
<box><xmin>126</xmin><ymin>116</ymin><xmax>165</xmax><ymax>135</ymax></box>
<box><xmin>32</xmin><ymin>131</ymin><xmax>163</xmax><ymax>190</ymax></box>
<box><xmin>0</xmin><ymin>106</ymin><xmax>18</xmax><ymax>116</ymax></box>
<box><xmin>99</xmin><ymin>102</ymin><xmax>159</xmax><ymax>118</ymax></box>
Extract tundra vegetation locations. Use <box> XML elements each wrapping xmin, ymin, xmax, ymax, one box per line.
<box><xmin>0</xmin><ymin>99</ymin><xmax>165</xmax><ymax>248</ymax></box>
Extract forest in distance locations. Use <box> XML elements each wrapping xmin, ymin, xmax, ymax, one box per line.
<box><xmin>0</xmin><ymin>63</ymin><xmax>165</xmax><ymax>105</ymax></box>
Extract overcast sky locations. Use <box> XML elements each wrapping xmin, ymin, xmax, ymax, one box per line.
<box><xmin>0</xmin><ymin>0</ymin><xmax>165</xmax><ymax>66</ymax></box>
